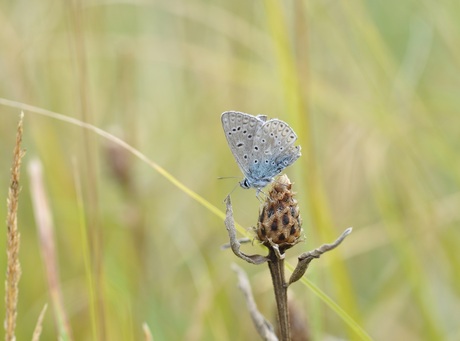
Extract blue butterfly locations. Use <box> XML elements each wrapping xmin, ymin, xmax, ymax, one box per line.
<box><xmin>221</xmin><ymin>111</ymin><xmax>301</xmax><ymax>191</ymax></box>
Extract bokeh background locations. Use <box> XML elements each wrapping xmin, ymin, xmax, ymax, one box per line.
<box><xmin>1</xmin><ymin>0</ymin><xmax>459</xmax><ymax>340</ymax></box>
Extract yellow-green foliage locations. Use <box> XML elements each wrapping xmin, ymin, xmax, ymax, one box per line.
<box><xmin>0</xmin><ymin>1</ymin><xmax>459</xmax><ymax>340</ymax></box>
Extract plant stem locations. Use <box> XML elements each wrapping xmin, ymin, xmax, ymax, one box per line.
<box><xmin>267</xmin><ymin>249</ymin><xmax>290</xmax><ymax>341</ymax></box>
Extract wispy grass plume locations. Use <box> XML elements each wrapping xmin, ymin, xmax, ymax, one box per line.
<box><xmin>31</xmin><ymin>304</ymin><xmax>48</xmax><ymax>341</ymax></box>
<box><xmin>4</xmin><ymin>112</ymin><xmax>25</xmax><ymax>341</ymax></box>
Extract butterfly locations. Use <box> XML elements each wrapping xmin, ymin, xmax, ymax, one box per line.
<box><xmin>221</xmin><ymin>111</ymin><xmax>301</xmax><ymax>192</ymax></box>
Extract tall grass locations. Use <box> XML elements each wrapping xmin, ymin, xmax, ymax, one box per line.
<box><xmin>1</xmin><ymin>0</ymin><xmax>459</xmax><ymax>340</ymax></box>
<box><xmin>4</xmin><ymin>114</ymin><xmax>24</xmax><ymax>341</ymax></box>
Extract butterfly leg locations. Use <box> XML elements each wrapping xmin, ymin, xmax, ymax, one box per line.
<box><xmin>255</xmin><ymin>188</ymin><xmax>268</xmax><ymax>202</ymax></box>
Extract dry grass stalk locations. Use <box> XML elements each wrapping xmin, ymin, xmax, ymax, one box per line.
<box><xmin>28</xmin><ymin>158</ymin><xmax>73</xmax><ymax>340</ymax></box>
<box><xmin>4</xmin><ymin>112</ymin><xmax>25</xmax><ymax>341</ymax></box>
<box><xmin>142</xmin><ymin>322</ymin><xmax>153</xmax><ymax>341</ymax></box>
<box><xmin>31</xmin><ymin>304</ymin><xmax>48</xmax><ymax>341</ymax></box>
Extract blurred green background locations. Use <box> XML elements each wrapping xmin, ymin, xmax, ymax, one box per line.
<box><xmin>1</xmin><ymin>0</ymin><xmax>459</xmax><ymax>340</ymax></box>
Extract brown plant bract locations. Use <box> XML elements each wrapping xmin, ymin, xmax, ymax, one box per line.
<box><xmin>257</xmin><ymin>174</ymin><xmax>302</xmax><ymax>252</ymax></box>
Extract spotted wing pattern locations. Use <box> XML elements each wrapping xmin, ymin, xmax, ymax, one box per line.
<box><xmin>221</xmin><ymin>111</ymin><xmax>264</xmax><ymax>177</ymax></box>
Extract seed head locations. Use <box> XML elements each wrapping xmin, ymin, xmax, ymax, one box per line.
<box><xmin>256</xmin><ymin>174</ymin><xmax>302</xmax><ymax>252</ymax></box>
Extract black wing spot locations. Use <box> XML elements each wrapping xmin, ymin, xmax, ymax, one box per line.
<box><xmin>232</xmin><ymin>128</ymin><xmax>236</xmax><ymax>132</ymax></box>
<box><xmin>265</xmin><ymin>160</ymin><xmax>269</xmax><ymax>164</ymax></box>
<box><xmin>254</xmin><ymin>146</ymin><xmax>259</xmax><ymax>151</ymax></box>
<box><xmin>228</xmin><ymin>132</ymin><xmax>232</xmax><ymax>135</ymax></box>
<box><xmin>237</xmin><ymin>126</ymin><xmax>241</xmax><ymax>131</ymax></box>
<box><xmin>254</xmin><ymin>159</ymin><xmax>259</xmax><ymax>164</ymax></box>
<box><xmin>243</xmin><ymin>130</ymin><xmax>247</xmax><ymax>134</ymax></box>
<box><xmin>248</xmin><ymin>134</ymin><xmax>252</xmax><ymax>139</ymax></box>
<box><xmin>280</xmin><ymin>147</ymin><xmax>284</xmax><ymax>151</ymax></box>
<box><xmin>237</xmin><ymin>143</ymin><xmax>243</xmax><ymax>147</ymax></box>
<box><xmin>243</xmin><ymin>154</ymin><xmax>248</xmax><ymax>159</ymax></box>
<box><xmin>262</xmin><ymin>139</ymin><xmax>266</xmax><ymax>143</ymax></box>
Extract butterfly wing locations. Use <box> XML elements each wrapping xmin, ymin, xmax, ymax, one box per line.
<box><xmin>248</xmin><ymin>119</ymin><xmax>301</xmax><ymax>181</ymax></box>
<box><xmin>221</xmin><ymin>111</ymin><xmax>265</xmax><ymax>177</ymax></box>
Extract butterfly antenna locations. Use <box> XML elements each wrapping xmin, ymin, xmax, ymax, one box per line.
<box><xmin>217</xmin><ymin>176</ymin><xmax>239</xmax><ymax>180</ymax></box>
<box><xmin>229</xmin><ymin>182</ymin><xmax>240</xmax><ymax>195</ymax></box>
<box><xmin>222</xmin><ymin>182</ymin><xmax>240</xmax><ymax>202</ymax></box>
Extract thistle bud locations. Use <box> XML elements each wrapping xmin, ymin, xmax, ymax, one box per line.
<box><xmin>256</xmin><ymin>174</ymin><xmax>302</xmax><ymax>252</ymax></box>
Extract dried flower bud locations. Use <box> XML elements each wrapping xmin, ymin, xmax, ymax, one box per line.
<box><xmin>256</xmin><ymin>174</ymin><xmax>302</xmax><ymax>252</ymax></box>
